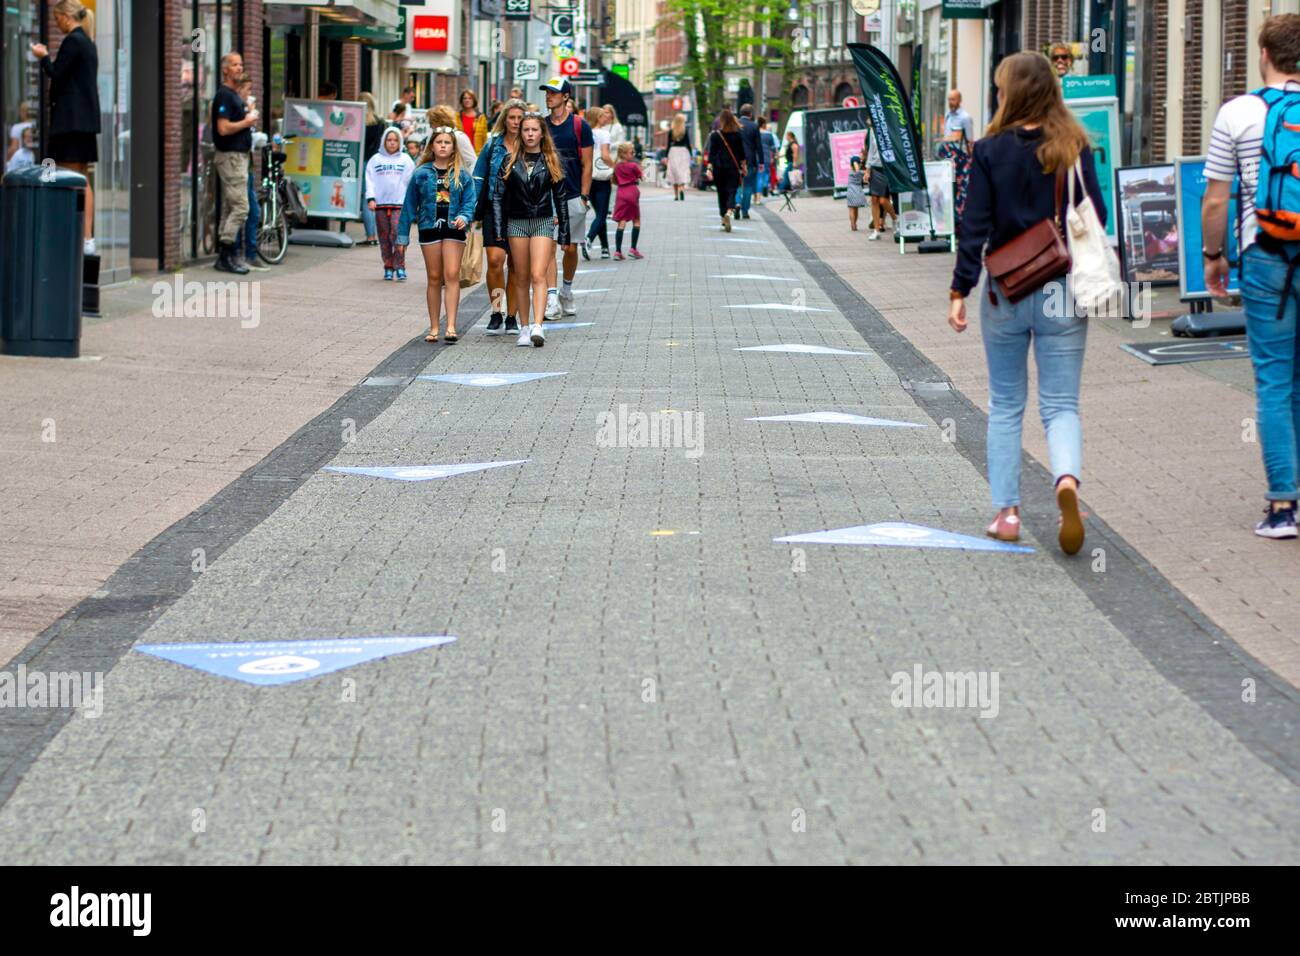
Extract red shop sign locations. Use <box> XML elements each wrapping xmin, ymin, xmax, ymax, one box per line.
<box><xmin>412</xmin><ymin>16</ymin><xmax>449</xmax><ymax>52</ymax></box>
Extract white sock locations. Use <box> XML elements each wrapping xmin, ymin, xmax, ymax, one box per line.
<box><xmin>561</xmin><ymin>279</ymin><xmax>573</xmax><ymax>295</ymax></box>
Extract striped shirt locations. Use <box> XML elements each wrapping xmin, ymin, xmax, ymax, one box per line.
<box><xmin>1205</xmin><ymin>81</ymin><xmax>1300</xmax><ymax>250</ymax></box>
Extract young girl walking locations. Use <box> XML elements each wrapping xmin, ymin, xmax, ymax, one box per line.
<box><xmin>493</xmin><ymin>112</ymin><xmax>570</xmax><ymax>347</ymax></box>
<box><xmin>396</xmin><ymin>126</ymin><xmax>478</xmax><ymax>343</ymax></box>
<box><xmin>611</xmin><ymin>142</ymin><xmax>643</xmax><ymax>260</ymax></box>
<box><xmin>365</xmin><ymin>127</ymin><xmax>414</xmax><ymax>280</ymax></box>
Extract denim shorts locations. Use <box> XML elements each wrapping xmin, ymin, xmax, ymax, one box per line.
<box><xmin>507</xmin><ymin>217</ymin><xmax>556</xmax><ymax>240</ymax></box>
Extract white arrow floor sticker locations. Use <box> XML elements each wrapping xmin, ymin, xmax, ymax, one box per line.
<box><xmin>324</xmin><ymin>461</ymin><xmax>528</xmax><ymax>482</ymax></box>
<box><xmin>418</xmin><ymin>372</ymin><xmax>566</xmax><ymax>387</ymax></box>
<box><xmin>775</xmin><ymin>522</ymin><xmax>1034</xmax><ymax>554</ymax></box>
<box><xmin>542</xmin><ymin>322</ymin><xmax>595</xmax><ymax>329</ymax></box>
<box><xmin>726</xmin><ymin>255</ymin><xmax>777</xmax><ymax>261</ymax></box>
<box><xmin>748</xmin><ymin>411</ymin><xmax>927</xmax><ymax>428</ymax></box>
<box><xmin>706</xmin><ymin>237</ymin><xmax>769</xmax><ymax>244</ymax></box>
<box><xmin>711</xmin><ymin>274</ymin><xmax>798</xmax><ymax>281</ymax></box>
<box><xmin>736</xmin><ymin>343</ymin><xmax>868</xmax><ymax>355</ymax></box>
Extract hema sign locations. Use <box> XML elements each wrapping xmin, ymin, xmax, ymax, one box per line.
<box><xmin>412</xmin><ymin>14</ymin><xmax>449</xmax><ymax>51</ymax></box>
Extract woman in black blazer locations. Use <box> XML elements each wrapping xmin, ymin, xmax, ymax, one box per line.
<box><xmin>30</xmin><ymin>0</ymin><xmax>101</xmax><ymax>250</ymax></box>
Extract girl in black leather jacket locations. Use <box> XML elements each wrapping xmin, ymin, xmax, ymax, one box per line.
<box><xmin>494</xmin><ymin>114</ymin><xmax>570</xmax><ymax>347</ymax></box>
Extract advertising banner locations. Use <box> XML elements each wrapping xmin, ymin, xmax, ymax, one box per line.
<box><xmin>1115</xmin><ymin>164</ymin><xmax>1179</xmax><ymax>285</ymax></box>
<box><xmin>1064</xmin><ymin>95</ymin><xmax>1119</xmax><ymax>240</ymax></box>
<box><xmin>1174</xmin><ymin>157</ymin><xmax>1241</xmax><ymax>300</ymax></box>
<box><xmin>848</xmin><ymin>43</ymin><xmax>927</xmax><ymax>194</ymax></box>
<box><xmin>282</xmin><ymin>98</ymin><xmax>365</xmax><ymax>220</ymax></box>
<box><xmin>897</xmin><ymin>160</ymin><xmax>956</xmax><ymax>238</ymax></box>
<box><xmin>829</xmin><ymin>129</ymin><xmax>868</xmax><ymax>189</ymax></box>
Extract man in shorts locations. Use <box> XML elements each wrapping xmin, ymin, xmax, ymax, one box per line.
<box><xmin>542</xmin><ymin>77</ymin><xmax>593</xmax><ymax>317</ymax></box>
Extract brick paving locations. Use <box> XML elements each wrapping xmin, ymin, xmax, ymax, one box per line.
<box><xmin>0</xmin><ymin>242</ymin><xmax>436</xmax><ymax>665</ymax></box>
<box><xmin>769</xmin><ymin>194</ymin><xmax>1300</xmax><ymax>686</ymax></box>
<box><xmin>0</xmin><ymin>193</ymin><xmax>1295</xmax><ymax>864</ymax></box>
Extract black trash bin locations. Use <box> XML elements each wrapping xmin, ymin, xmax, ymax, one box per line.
<box><xmin>1</xmin><ymin>165</ymin><xmax>87</xmax><ymax>358</ymax></box>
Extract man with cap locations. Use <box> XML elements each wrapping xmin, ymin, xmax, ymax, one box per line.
<box><xmin>542</xmin><ymin>76</ymin><xmax>593</xmax><ymax>318</ymax></box>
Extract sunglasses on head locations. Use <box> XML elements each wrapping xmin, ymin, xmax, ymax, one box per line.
<box><xmin>523</xmin><ymin>111</ymin><xmax>545</xmax><ymax>118</ymax></box>
<box><xmin>430</xmin><ymin>126</ymin><xmax>456</xmax><ymax>135</ymax></box>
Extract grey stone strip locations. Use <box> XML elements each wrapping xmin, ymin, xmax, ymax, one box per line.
<box><xmin>0</xmin><ymin>285</ymin><xmax>491</xmax><ymax>805</ymax></box>
<box><xmin>760</xmin><ymin>208</ymin><xmax>1300</xmax><ymax>784</ymax></box>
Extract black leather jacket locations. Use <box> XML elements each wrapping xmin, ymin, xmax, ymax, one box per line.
<box><xmin>492</xmin><ymin>152</ymin><xmax>571</xmax><ymax>246</ymax></box>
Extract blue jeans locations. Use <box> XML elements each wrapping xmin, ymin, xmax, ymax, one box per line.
<box><xmin>361</xmin><ymin>200</ymin><xmax>377</xmax><ymax>239</ymax></box>
<box><xmin>980</xmin><ymin>281</ymin><xmax>1087</xmax><ymax>508</ymax></box>
<box><xmin>738</xmin><ymin>167</ymin><xmax>758</xmax><ymax>213</ymax></box>
<box><xmin>236</xmin><ymin>174</ymin><xmax>259</xmax><ymax>259</ymax></box>
<box><xmin>1240</xmin><ymin>242</ymin><xmax>1300</xmax><ymax>501</ymax></box>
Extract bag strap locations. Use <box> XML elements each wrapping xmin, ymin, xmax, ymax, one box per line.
<box><xmin>719</xmin><ymin>131</ymin><xmax>741</xmax><ymax>170</ymax></box>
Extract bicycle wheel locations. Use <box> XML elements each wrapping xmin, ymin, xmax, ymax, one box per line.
<box><xmin>257</xmin><ymin>191</ymin><xmax>289</xmax><ymax>264</ymax></box>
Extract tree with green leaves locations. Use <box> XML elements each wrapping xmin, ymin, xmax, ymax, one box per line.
<box><xmin>664</xmin><ymin>0</ymin><xmax>797</xmax><ymax>124</ymax></box>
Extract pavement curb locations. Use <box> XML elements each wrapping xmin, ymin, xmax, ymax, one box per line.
<box><xmin>760</xmin><ymin>206</ymin><xmax>1300</xmax><ymax>785</ymax></box>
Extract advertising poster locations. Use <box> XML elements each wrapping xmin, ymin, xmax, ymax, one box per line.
<box><xmin>801</xmin><ymin>107</ymin><xmax>869</xmax><ymax>191</ymax></box>
<box><xmin>897</xmin><ymin>160</ymin><xmax>955</xmax><ymax>238</ymax></box>
<box><xmin>1115</xmin><ymin>164</ymin><xmax>1179</xmax><ymax>285</ymax></box>
<box><xmin>829</xmin><ymin>129</ymin><xmax>867</xmax><ymax>188</ymax></box>
<box><xmin>282</xmin><ymin>98</ymin><xmax>366</xmax><ymax>220</ymax></box>
<box><xmin>1174</xmin><ymin>157</ymin><xmax>1241</xmax><ymax>300</ymax></box>
<box><xmin>1065</xmin><ymin>96</ymin><xmax>1119</xmax><ymax>241</ymax></box>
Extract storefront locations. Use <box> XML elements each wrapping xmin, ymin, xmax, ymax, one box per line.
<box><xmin>3</xmin><ymin>0</ymin><xmax>135</xmax><ymax>282</ymax></box>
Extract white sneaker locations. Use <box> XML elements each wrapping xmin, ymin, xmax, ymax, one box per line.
<box><xmin>83</xmin><ymin>237</ymin><xmax>96</xmax><ymax>256</ymax></box>
<box><xmin>544</xmin><ymin>293</ymin><xmax>560</xmax><ymax>319</ymax></box>
<box><xmin>868</xmin><ymin>230</ymin><xmax>881</xmax><ymax>241</ymax></box>
<box><xmin>530</xmin><ymin>324</ymin><xmax>545</xmax><ymax>347</ymax></box>
<box><xmin>517</xmin><ymin>327</ymin><xmax>532</xmax><ymax>347</ymax></box>
<box><xmin>558</xmin><ymin>289</ymin><xmax>576</xmax><ymax>316</ymax></box>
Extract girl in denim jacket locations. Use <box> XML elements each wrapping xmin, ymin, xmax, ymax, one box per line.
<box><xmin>397</xmin><ymin>127</ymin><xmax>478</xmax><ymax>343</ymax></box>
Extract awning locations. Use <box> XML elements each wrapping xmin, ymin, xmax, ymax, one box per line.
<box><xmin>319</xmin><ymin>16</ymin><xmax>402</xmax><ymax>46</ymax></box>
<box><xmin>263</xmin><ymin>0</ymin><xmax>401</xmax><ymax>30</ymax></box>
<box><xmin>599</xmin><ymin>68</ymin><xmax>648</xmax><ymax>129</ymax></box>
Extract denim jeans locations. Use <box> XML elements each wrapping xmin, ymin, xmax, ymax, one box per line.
<box><xmin>980</xmin><ymin>280</ymin><xmax>1087</xmax><ymax>508</ymax></box>
<box><xmin>738</xmin><ymin>167</ymin><xmax>758</xmax><ymax>213</ymax></box>
<box><xmin>236</xmin><ymin>173</ymin><xmax>259</xmax><ymax>259</ymax></box>
<box><xmin>1240</xmin><ymin>242</ymin><xmax>1300</xmax><ymax>501</ymax></box>
<box><xmin>586</xmin><ymin>178</ymin><xmax>612</xmax><ymax>250</ymax></box>
<box><xmin>360</xmin><ymin>200</ymin><xmax>377</xmax><ymax>239</ymax></box>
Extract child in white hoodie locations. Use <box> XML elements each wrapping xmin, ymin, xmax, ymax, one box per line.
<box><xmin>365</xmin><ymin>127</ymin><xmax>415</xmax><ymax>280</ymax></box>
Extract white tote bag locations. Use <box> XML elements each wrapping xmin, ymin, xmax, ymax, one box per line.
<box><xmin>1065</xmin><ymin>157</ymin><xmax>1125</xmax><ymax>316</ymax></box>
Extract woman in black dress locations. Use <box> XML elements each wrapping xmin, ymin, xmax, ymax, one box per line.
<box><xmin>707</xmin><ymin>109</ymin><xmax>746</xmax><ymax>232</ymax></box>
<box><xmin>30</xmin><ymin>0</ymin><xmax>100</xmax><ymax>252</ymax></box>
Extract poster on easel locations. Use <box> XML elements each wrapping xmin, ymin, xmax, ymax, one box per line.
<box><xmin>1065</xmin><ymin>96</ymin><xmax>1119</xmax><ymax>242</ymax></box>
<box><xmin>897</xmin><ymin>160</ymin><xmax>956</xmax><ymax>240</ymax></box>
<box><xmin>1115</xmin><ymin>164</ymin><xmax>1179</xmax><ymax>286</ymax></box>
<box><xmin>1174</xmin><ymin>156</ymin><xmax>1241</xmax><ymax>300</ymax></box>
<box><xmin>282</xmin><ymin>98</ymin><xmax>365</xmax><ymax>220</ymax></box>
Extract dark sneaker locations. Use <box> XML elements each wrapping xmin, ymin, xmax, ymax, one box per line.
<box><xmin>503</xmin><ymin>314</ymin><xmax>519</xmax><ymax>333</ymax></box>
<box><xmin>580</xmin><ymin>239</ymin><xmax>591</xmax><ymax>261</ymax></box>
<box><xmin>485</xmin><ymin>312</ymin><xmax>505</xmax><ymax>335</ymax></box>
<box><xmin>1255</xmin><ymin>504</ymin><xmax>1298</xmax><ymax>539</ymax></box>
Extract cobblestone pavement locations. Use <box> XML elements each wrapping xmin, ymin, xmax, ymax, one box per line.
<box><xmin>772</xmin><ymin>194</ymin><xmax>1300</xmax><ymax>686</ymax></box>
<box><xmin>0</xmin><ymin>194</ymin><xmax>1296</xmax><ymax>864</ymax></box>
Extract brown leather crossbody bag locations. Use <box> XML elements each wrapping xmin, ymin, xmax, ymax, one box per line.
<box><xmin>983</xmin><ymin>168</ymin><xmax>1069</xmax><ymax>304</ymax></box>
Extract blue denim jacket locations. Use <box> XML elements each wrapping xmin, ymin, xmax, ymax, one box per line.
<box><xmin>396</xmin><ymin>164</ymin><xmax>477</xmax><ymax>245</ymax></box>
<box><xmin>472</xmin><ymin>134</ymin><xmax>511</xmax><ymax>206</ymax></box>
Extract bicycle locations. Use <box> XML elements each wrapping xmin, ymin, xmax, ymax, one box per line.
<box><xmin>256</xmin><ymin>133</ymin><xmax>296</xmax><ymax>264</ymax></box>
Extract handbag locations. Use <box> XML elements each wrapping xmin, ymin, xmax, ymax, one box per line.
<box><xmin>459</xmin><ymin>225</ymin><xmax>484</xmax><ymax>289</ymax></box>
<box><xmin>1064</xmin><ymin>157</ymin><xmax>1124</xmax><ymax>315</ymax></box>
<box><xmin>593</xmin><ymin>137</ymin><xmax>614</xmax><ymax>181</ymax></box>
<box><xmin>983</xmin><ymin>168</ymin><xmax>1070</xmax><ymax>304</ymax></box>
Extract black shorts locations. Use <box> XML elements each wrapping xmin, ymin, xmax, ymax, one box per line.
<box><xmin>480</xmin><ymin>215</ymin><xmax>507</xmax><ymax>250</ymax></box>
<box><xmin>868</xmin><ymin>167</ymin><xmax>889</xmax><ymax>197</ymax></box>
<box><xmin>419</xmin><ymin>222</ymin><xmax>466</xmax><ymax>245</ymax></box>
<box><xmin>48</xmin><ymin>131</ymin><xmax>98</xmax><ymax>164</ymax></box>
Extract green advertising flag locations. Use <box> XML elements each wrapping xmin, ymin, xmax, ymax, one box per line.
<box><xmin>911</xmin><ymin>43</ymin><xmax>923</xmax><ymax>140</ymax></box>
<box><xmin>848</xmin><ymin>43</ymin><xmax>926</xmax><ymax>193</ymax></box>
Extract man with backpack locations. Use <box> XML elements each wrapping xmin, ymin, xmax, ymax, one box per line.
<box><xmin>542</xmin><ymin>77</ymin><xmax>593</xmax><ymax>318</ymax></box>
<box><xmin>1204</xmin><ymin>13</ymin><xmax>1300</xmax><ymax>539</ymax></box>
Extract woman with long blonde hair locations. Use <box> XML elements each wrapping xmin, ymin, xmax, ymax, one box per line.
<box><xmin>397</xmin><ymin>127</ymin><xmax>478</xmax><ymax>343</ymax></box>
<box><xmin>29</xmin><ymin>0</ymin><xmax>99</xmax><ymax>251</ymax></box>
<box><xmin>473</xmin><ymin>98</ymin><xmax>526</xmax><ymax>333</ymax></box>
<box><xmin>666</xmin><ymin>113</ymin><xmax>691</xmax><ymax>201</ymax></box>
<box><xmin>429</xmin><ymin>104</ymin><xmax>478</xmax><ymax>168</ymax></box>
<box><xmin>493</xmin><ymin>114</ymin><xmax>570</xmax><ymax>346</ymax></box>
<box><xmin>946</xmin><ymin>51</ymin><xmax>1105</xmax><ymax>554</ymax></box>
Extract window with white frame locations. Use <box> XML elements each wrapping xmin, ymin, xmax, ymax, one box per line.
<box><xmin>832</xmin><ymin>0</ymin><xmax>843</xmax><ymax>50</ymax></box>
<box><xmin>816</xmin><ymin>2</ymin><xmax>829</xmax><ymax>48</ymax></box>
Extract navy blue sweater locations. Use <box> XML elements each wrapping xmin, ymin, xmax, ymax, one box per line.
<box><xmin>952</xmin><ymin>127</ymin><xmax>1107</xmax><ymax>296</ymax></box>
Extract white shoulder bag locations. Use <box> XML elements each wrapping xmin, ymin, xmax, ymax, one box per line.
<box><xmin>1065</xmin><ymin>156</ymin><xmax>1125</xmax><ymax>316</ymax></box>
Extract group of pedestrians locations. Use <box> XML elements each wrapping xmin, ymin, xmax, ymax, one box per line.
<box><xmin>364</xmin><ymin>78</ymin><xmax>641</xmax><ymax>348</ymax></box>
<box><xmin>948</xmin><ymin>15</ymin><xmax>1300</xmax><ymax>550</ymax></box>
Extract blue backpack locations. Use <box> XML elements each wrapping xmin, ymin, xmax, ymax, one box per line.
<box><xmin>1255</xmin><ymin>86</ymin><xmax>1300</xmax><ymax>242</ymax></box>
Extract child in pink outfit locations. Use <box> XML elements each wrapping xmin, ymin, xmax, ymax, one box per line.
<box><xmin>611</xmin><ymin>143</ymin><xmax>643</xmax><ymax>260</ymax></box>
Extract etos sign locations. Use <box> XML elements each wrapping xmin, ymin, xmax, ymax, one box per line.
<box><xmin>412</xmin><ymin>15</ymin><xmax>449</xmax><ymax>52</ymax></box>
